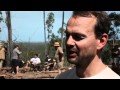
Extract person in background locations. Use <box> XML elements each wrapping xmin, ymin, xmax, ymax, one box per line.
<box><xmin>11</xmin><ymin>45</ymin><xmax>22</xmax><ymax>75</ymax></box>
<box><xmin>2</xmin><ymin>43</ymin><xmax>7</xmax><ymax>67</ymax></box>
<box><xmin>25</xmin><ymin>54</ymin><xmax>41</xmax><ymax>71</ymax></box>
<box><xmin>44</xmin><ymin>54</ymin><xmax>54</xmax><ymax>71</ymax></box>
<box><xmin>55</xmin><ymin>11</ymin><xmax>120</xmax><ymax>79</ymax></box>
<box><xmin>0</xmin><ymin>43</ymin><xmax>6</xmax><ymax>69</ymax></box>
<box><xmin>54</xmin><ymin>42</ymin><xmax>64</xmax><ymax>74</ymax></box>
<box><xmin>111</xmin><ymin>45</ymin><xmax>119</xmax><ymax>67</ymax></box>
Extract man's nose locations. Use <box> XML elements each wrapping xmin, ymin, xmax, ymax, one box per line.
<box><xmin>66</xmin><ymin>36</ymin><xmax>75</xmax><ymax>46</ymax></box>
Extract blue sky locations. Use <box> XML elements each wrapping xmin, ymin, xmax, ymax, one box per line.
<box><xmin>1</xmin><ymin>11</ymin><xmax>120</xmax><ymax>42</ymax></box>
<box><xmin>0</xmin><ymin>11</ymin><xmax>72</xmax><ymax>42</ymax></box>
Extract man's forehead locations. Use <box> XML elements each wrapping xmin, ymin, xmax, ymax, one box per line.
<box><xmin>66</xmin><ymin>16</ymin><xmax>97</xmax><ymax>36</ymax></box>
<box><xmin>67</xmin><ymin>16</ymin><xmax>97</xmax><ymax>26</ymax></box>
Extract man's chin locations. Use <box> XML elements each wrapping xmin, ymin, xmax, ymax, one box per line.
<box><xmin>67</xmin><ymin>58</ymin><xmax>77</xmax><ymax>64</ymax></box>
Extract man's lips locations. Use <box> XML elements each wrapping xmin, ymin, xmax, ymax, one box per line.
<box><xmin>67</xmin><ymin>51</ymin><xmax>77</xmax><ymax>57</ymax></box>
<box><xmin>69</xmin><ymin>53</ymin><xmax>77</xmax><ymax>57</ymax></box>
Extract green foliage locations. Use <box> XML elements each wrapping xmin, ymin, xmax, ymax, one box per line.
<box><xmin>0</xmin><ymin>11</ymin><xmax>4</xmax><ymax>32</ymax></box>
<box><xmin>46</xmin><ymin>12</ymin><xmax>55</xmax><ymax>41</ymax></box>
<box><xmin>101</xmin><ymin>43</ymin><xmax>112</xmax><ymax>64</ymax></box>
<box><xmin>7</xmin><ymin>42</ymin><xmax>72</xmax><ymax>67</ymax></box>
<box><xmin>0</xmin><ymin>11</ymin><xmax>3</xmax><ymax>22</ymax></box>
<box><xmin>46</xmin><ymin>12</ymin><xmax>55</xmax><ymax>54</ymax></box>
<box><xmin>10</xmin><ymin>42</ymin><xmax>47</xmax><ymax>63</ymax></box>
<box><xmin>58</xmin><ymin>27</ymin><xmax>66</xmax><ymax>36</ymax></box>
<box><xmin>108</xmin><ymin>12</ymin><xmax>120</xmax><ymax>41</ymax></box>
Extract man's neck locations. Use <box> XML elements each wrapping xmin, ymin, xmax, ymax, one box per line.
<box><xmin>76</xmin><ymin>58</ymin><xmax>107</xmax><ymax>78</ymax></box>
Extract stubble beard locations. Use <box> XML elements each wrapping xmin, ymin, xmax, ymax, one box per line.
<box><xmin>67</xmin><ymin>52</ymin><xmax>95</xmax><ymax>68</ymax></box>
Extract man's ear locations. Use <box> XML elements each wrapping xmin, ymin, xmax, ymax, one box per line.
<box><xmin>97</xmin><ymin>33</ymin><xmax>108</xmax><ymax>50</ymax></box>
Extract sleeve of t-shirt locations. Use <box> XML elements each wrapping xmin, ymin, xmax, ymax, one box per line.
<box><xmin>16</xmin><ymin>49</ymin><xmax>21</xmax><ymax>54</ymax></box>
<box><xmin>38</xmin><ymin>58</ymin><xmax>41</xmax><ymax>63</ymax></box>
<box><xmin>30</xmin><ymin>58</ymin><xmax>34</xmax><ymax>62</ymax></box>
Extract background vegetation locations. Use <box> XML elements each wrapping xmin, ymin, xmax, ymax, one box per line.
<box><xmin>1</xmin><ymin>11</ymin><xmax>120</xmax><ymax>67</ymax></box>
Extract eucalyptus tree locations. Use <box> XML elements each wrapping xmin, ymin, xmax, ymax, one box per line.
<box><xmin>108</xmin><ymin>12</ymin><xmax>120</xmax><ymax>47</ymax></box>
<box><xmin>61</xmin><ymin>11</ymin><xmax>64</xmax><ymax>48</ymax></box>
<box><xmin>43</xmin><ymin>11</ymin><xmax>47</xmax><ymax>55</ymax></box>
<box><xmin>6</xmin><ymin>11</ymin><xmax>13</xmax><ymax>62</ymax></box>
<box><xmin>46</xmin><ymin>12</ymin><xmax>55</xmax><ymax>53</ymax></box>
<box><xmin>49</xmin><ymin>33</ymin><xmax>60</xmax><ymax>57</ymax></box>
<box><xmin>0</xmin><ymin>11</ymin><xmax>4</xmax><ymax>32</ymax></box>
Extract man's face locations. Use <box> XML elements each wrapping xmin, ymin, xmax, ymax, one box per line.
<box><xmin>47</xmin><ymin>55</ymin><xmax>49</xmax><ymax>58</ymax></box>
<box><xmin>35</xmin><ymin>55</ymin><xmax>37</xmax><ymax>58</ymax></box>
<box><xmin>66</xmin><ymin>16</ymin><xmax>99</xmax><ymax>65</ymax></box>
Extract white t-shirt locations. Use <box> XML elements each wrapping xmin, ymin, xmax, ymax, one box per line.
<box><xmin>30</xmin><ymin>57</ymin><xmax>41</xmax><ymax>65</ymax></box>
<box><xmin>55</xmin><ymin>66</ymin><xmax>120</xmax><ymax>79</ymax></box>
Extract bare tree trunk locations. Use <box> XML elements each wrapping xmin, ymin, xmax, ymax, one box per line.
<box><xmin>6</xmin><ymin>11</ymin><xmax>12</xmax><ymax>64</ymax></box>
<box><xmin>113</xmin><ymin>37</ymin><xmax>115</xmax><ymax>48</ymax></box>
<box><xmin>113</xmin><ymin>29</ymin><xmax>116</xmax><ymax>48</ymax></box>
<box><xmin>43</xmin><ymin>11</ymin><xmax>47</xmax><ymax>55</ymax></box>
<box><xmin>61</xmin><ymin>11</ymin><xmax>64</xmax><ymax>48</ymax></box>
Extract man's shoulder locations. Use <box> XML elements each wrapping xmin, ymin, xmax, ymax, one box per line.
<box><xmin>1</xmin><ymin>48</ymin><xmax>5</xmax><ymax>51</ymax></box>
<box><xmin>37</xmin><ymin>57</ymin><xmax>40</xmax><ymax>60</ymax></box>
<box><xmin>55</xmin><ymin>69</ymin><xmax>71</xmax><ymax>79</ymax></box>
<box><xmin>31</xmin><ymin>58</ymin><xmax>35</xmax><ymax>60</ymax></box>
<box><xmin>88</xmin><ymin>66</ymin><xmax>120</xmax><ymax>79</ymax></box>
<box><xmin>55</xmin><ymin>67</ymin><xmax>79</xmax><ymax>79</ymax></box>
<box><xmin>103</xmin><ymin>66</ymin><xmax>120</xmax><ymax>79</ymax></box>
<box><xmin>58</xmin><ymin>46</ymin><xmax>62</xmax><ymax>50</ymax></box>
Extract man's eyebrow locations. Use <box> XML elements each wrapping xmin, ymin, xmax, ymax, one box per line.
<box><xmin>72</xmin><ymin>33</ymin><xmax>86</xmax><ymax>37</ymax></box>
<box><xmin>77</xmin><ymin>32</ymin><xmax>86</xmax><ymax>36</ymax></box>
<box><xmin>65</xmin><ymin>30</ymin><xmax>83</xmax><ymax>34</ymax></box>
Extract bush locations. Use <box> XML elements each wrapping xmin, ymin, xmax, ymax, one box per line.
<box><xmin>101</xmin><ymin>44</ymin><xmax>112</xmax><ymax>65</ymax></box>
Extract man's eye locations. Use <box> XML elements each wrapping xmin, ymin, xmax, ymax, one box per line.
<box><xmin>73</xmin><ymin>35</ymin><xmax>85</xmax><ymax>41</ymax></box>
<box><xmin>66</xmin><ymin>33</ymin><xmax>70</xmax><ymax>39</ymax></box>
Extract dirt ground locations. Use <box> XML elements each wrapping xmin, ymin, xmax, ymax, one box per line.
<box><xmin>0</xmin><ymin>67</ymin><xmax>66</xmax><ymax>79</ymax></box>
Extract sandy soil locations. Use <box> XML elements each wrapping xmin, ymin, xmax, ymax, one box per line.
<box><xmin>0</xmin><ymin>67</ymin><xmax>63</xmax><ymax>79</ymax></box>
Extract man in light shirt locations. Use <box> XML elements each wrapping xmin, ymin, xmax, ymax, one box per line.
<box><xmin>25</xmin><ymin>54</ymin><xmax>41</xmax><ymax>71</ymax></box>
<box><xmin>55</xmin><ymin>11</ymin><xmax>120</xmax><ymax>79</ymax></box>
<box><xmin>11</xmin><ymin>45</ymin><xmax>22</xmax><ymax>74</ymax></box>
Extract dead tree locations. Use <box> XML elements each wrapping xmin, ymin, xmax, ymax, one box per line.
<box><xmin>6</xmin><ymin>11</ymin><xmax>12</xmax><ymax>63</ymax></box>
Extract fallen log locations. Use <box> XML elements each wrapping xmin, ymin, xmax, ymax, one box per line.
<box><xmin>41</xmin><ymin>71</ymin><xmax>59</xmax><ymax>73</ymax></box>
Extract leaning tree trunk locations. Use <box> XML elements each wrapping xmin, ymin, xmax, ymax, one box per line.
<box><xmin>61</xmin><ymin>11</ymin><xmax>64</xmax><ymax>48</ymax></box>
<box><xmin>6</xmin><ymin>11</ymin><xmax>12</xmax><ymax>64</ymax></box>
<box><xmin>43</xmin><ymin>11</ymin><xmax>47</xmax><ymax>55</ymax></box>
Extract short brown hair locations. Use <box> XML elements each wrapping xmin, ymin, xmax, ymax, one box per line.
<box><xmin>71</xmin><ymin>11</ymin><xmax>111</xmax><ymax>38</ymax></box>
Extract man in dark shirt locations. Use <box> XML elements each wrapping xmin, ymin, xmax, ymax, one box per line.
<box><xmin>44</xmin><ymin>54</ymin><xmax>54</xmax><ymax>71</ymax></box>
<box><xmin>112</xmin><ymin>45</ymin><xmax>119</xmax><ymax>66</ymax></box>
